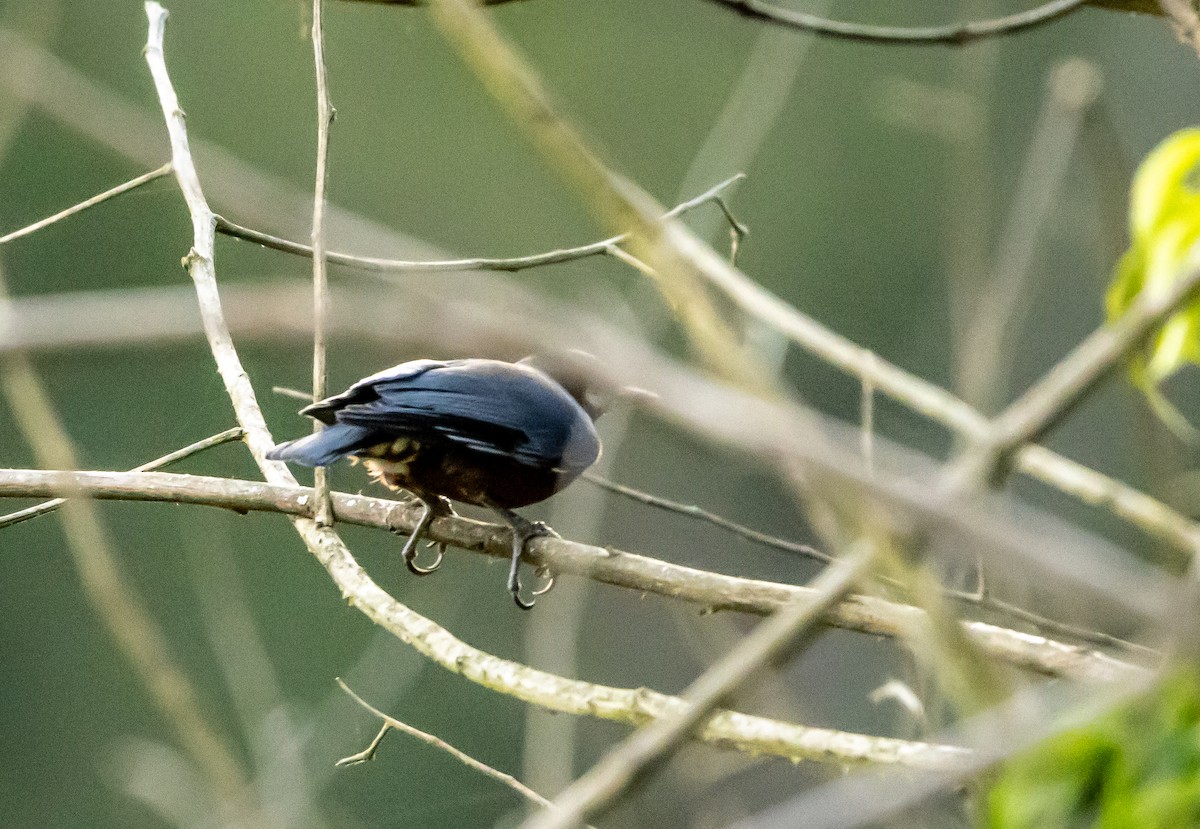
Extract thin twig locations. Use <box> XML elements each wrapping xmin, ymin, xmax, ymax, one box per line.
<box><xmin>0</xmin><ymin>426</ymin><xmax>244</xmax><ymax>530</ymax></box>
<box><xmin>583</xmin><ymin>472</ymin><xmax>832</xmax><ymax>564</ymax></box>
<box><xmin>213</xmin><ymin>173</ymin><xmax>746</xmax><ymax>274</ymax></box>
<box><xmin>334</xmin><ymin>679</ymin><xmax>598</xmax><ymax>826</ymax></box>
<box><xmin>0</xmin><ymin>163</ymin><xmax>172</xmax><ymax>245</ymax></box>
<box><xmin>584</xmin><ymin>471</ymin><xmax>1148</xmax><ymax>655</ymax></box>
<box><xmin>310</xmin><ymin>0</ymin><xmax>334</xmax><ymax>526</ymax></box>
<box><xmin>706</xmin><ymin>0</ymin><xmax>1089</xmax><ymax>45</ymax></box>
<box><xmin>521</xmin><ymin>540</ymin><xmax>879</xmax><ymax>829</ymax></box>
<box><xmin>0</xmin><ymin>466</ymin><xmax>1148</xmax><ymax>686</ymax></box>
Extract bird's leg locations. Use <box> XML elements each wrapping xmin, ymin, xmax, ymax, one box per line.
<box><xmin>493</xmin><ymin>507</ymin><xmax>558</xmax><ymax>610</ymax></box>
<box><xmin>392</xmin><ymin>495</ymin><xmax>452</xmax><ymax>576</ymax></box>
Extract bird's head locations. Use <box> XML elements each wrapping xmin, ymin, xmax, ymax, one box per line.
<box><xmin>519</xmin><ymin>350</ymin><xmax>655</xmax><ymax>420</ymax></box>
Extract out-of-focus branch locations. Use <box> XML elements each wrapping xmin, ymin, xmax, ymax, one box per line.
<box><xmin>424</xmin><ymin>0</ymin><xmax>773</xmax><ymax>391</ymax></box>
<box><xmin>1158</xmin><ymin>0</ymin><xmax>1200</xmax><ymax>53</ymax></box>
<box><xmin>703</xmin><ymin>0</ymin><xmax>1089</xmax><ymax>45</ymax></box>
<box><xmin>0</xmin><ymin>278</ymin><xmax>258</xmax><ymax>822</ymax></box>
<box><xmin>0</xmin><ymin>466</ymin><xmax>1149</xmax><ymax>686</ymax></box>
<box><xmin>947</xmin><ymin>261</ymin><xmax>1200</xmax><ymax>489</ymax></box>
<box><xmin>521</xmin><ymin>540</ymin><xmax>879</xmax><ymax>829</ymax></box>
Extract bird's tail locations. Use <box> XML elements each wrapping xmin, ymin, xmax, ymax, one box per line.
<box><xmin>266</xmin><ymin>423</ymin><xmax>373</xmax><ymax>467</ymax></box>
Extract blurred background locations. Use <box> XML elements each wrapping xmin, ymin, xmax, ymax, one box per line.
<box><xmin>0</xmin><ymin>1</ymin><xmax>1197</xmax><ymax>827</ymax></box>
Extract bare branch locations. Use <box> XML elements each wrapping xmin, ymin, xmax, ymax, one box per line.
<box><xmin>0</xmin><ymin>272</ymin><xmax>255</xmax><ymax>819</ymax></box>
<box><xmin>212</xmin><ymin>173</ymin><xmax>745</xmax><ymax>274</ymax></box>
<box><xmin>0</xmin><ymin>466</ymin><xmax>1149</xmax><ymax>685</ymax></box>
<box><xmin>0</xmin><ymin>163</ymin><xmax>172</xmax><ymax>245</ymax></box>
<box><xmin>705</xmin><ymin>0</ymin><xmax>1089</xmax><ymax>45</ymax></box>
<box><xmin>1158</xmin><ymin>0</ymin><xmax>1200</xmax><ymax>54</ymax></box>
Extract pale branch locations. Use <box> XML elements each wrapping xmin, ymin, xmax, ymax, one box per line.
<box><xmin>0</xmin><ymin>163</ymin><xmax>172</xmax><ymax>245</ymax></box>
<box><xmin>310</xmin><ymin>0</ymin><xmax>334</xmax><ymax>525</ymax></box>
<box><xmin>333</xmin><ymin>680</ymin><xmax>596</xmax><ymax>826</ymax></box>
<box><xmin>704</xmin><ymin>0</ymin><xmax>1089</xmax><ymax>45</ymax></box>
<box><xmin>0</xmin><ymin>425</ymin><xmax>244</xmax><ymax>529</ymax></box>
<box><xmin>0</xmin><ymin>466</ymin><xmax>1148</xmax><ymax>686</ymax></box>
<box><xmin>522</xmin><ymin>540</ymin><xmax>879</xmax><ymax>829</ymax></box>
<box><xmin>212</xmin><ymin>173</ymin><xmax>745</xmax><ymax>274</ymax></box>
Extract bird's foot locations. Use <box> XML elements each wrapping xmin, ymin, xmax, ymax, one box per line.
<box><xmin>497</xmin><ymin>511</ymin><xmax>558</xmax><ymax>610</ymax></box>
<box><xmin>391</xmin><ymin>497</ymin><xmax>453</xmax><ymax>576</ymax></box>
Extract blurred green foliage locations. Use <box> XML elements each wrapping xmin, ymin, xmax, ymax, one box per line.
<box><xmin>988</xmin><ymin>669</ymin><xmax>1200</xmax><ymax>829</ymax></box>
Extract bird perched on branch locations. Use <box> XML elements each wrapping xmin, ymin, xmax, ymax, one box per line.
<box><xmin>267</xmin><ymin>354</ymin><xmax>618</xmax><ymax>608</ymax></box>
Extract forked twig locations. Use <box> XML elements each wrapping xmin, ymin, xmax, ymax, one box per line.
<box><xmin>334</xmin><ymin>679</ymin><xmax>598</xmax><ymax>827</ymax></box>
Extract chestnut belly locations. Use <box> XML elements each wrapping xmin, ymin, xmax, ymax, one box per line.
<box><xmin>358</xmin><ymin>439</ymin><xmax>575</xmax><ymax>509</ymax></box>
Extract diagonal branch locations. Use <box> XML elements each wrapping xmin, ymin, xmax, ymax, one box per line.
<box><xmin>0</xmin><ymin>163</ymin><xmax>172</xmax><ymax>245</ymax></box>
<box><xmin>521</xmin><ymin>540</ymin><xmax>879</xmax><ymax>829</ymax></box>
<box><xmin>948</xmin><ymin>261</ymin><xmax>1200</xmax><ymax>488</ymax></box>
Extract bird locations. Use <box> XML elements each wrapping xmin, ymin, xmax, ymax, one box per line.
<box><xmin>267</xmin><ymin>354</ymin><xmax>610</xmax><ymax>609</ymax></box>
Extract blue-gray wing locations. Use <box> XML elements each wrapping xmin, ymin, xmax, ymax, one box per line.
<box><xmin>307</xmin><ymin>359</ymin><xmax>599</xmax><ymax>469</ymax></box>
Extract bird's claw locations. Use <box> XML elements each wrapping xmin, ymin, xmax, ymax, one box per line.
<box><xmin>395</xmin><ymin>498</ymin><xmax>447</xmax><ymax>576</ymax></box>
<box><xmin>404</xmin><ymin>540</ymin><xmax>445</xmax><ymax>576</ymax></box>
<box><xmin>531</xmin><ymin>565</ymin><xmax>555</xmax><ymax>596</ymax></box>
<box><xmin>504</xmin><ymin>517</ymin><xmax>558</xmax><ymax>610</ymax></box>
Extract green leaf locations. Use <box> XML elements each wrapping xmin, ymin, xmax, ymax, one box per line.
<box><xmin>1105</xmin><ymin>128</ymin><xmax>1200</xmax><ymax>433</ymax></box>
